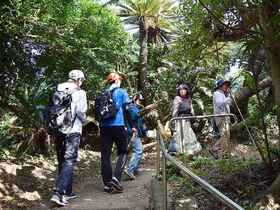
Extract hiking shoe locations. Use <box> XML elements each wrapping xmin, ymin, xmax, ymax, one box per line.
<box><xmin>104</xmin><ymin>185</ymin><xmax>113</xmax><ymax>193</ymax></box>
<box><xmin>168</xmin><ymin>151</ymin><xmax>177</xmax><ymax>156</ymax></box>
<box><xmin>104</xmin><ymin>185</ymin><xmax>123</xmax><ymax>194</ymax></box>
<box><xmin>124</xmin><ymin>170</ymin><xmax>136</xmax><ymax>180</ymax></box>
<box><xmin>65</xmin><ymin>192</ymin><xmax>78</xmax><ymax>201</ymax></box>
<box><xmin>50</xmin><ymin>192</ymin><xmax>68</xmax><ymax>207</ymax></box>
<box><xmin>110</xmin><ymin>177</ymin><xmax>123</xmax><ymax>192</ymax></box>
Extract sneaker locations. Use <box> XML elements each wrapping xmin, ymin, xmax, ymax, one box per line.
<box><xmin>124</xmin><ymin>170</ymin><xmax>136</xmax><ymax>180</ymax></box>
<box><xmin>104</xmin><ymin>185</ymin><xmax>113</xmax><ymax>193</ymax></box>
<box><xmin>104</xmin><ymin>185</ymin><xmax>122</xmax><ymax>194</ymax></box>
<box><xmin>109</xmin><ymin>177</ymin><xmax>123</xmax><ymax>192</ymax></box>
<box><xmin>50</xmin><ymin>192</ymin><xmax>68</xmax><ymax>207</ymax></box>
<box><xmin>168</xmin><ymin>151</ymin><xmax>177</xmax><ymax>156</ymax></box>
<box><xmin>65</xmin><ymin>192</ymin><xmax>78</xmax><ymax>201</ymax></box>
<box><xmin>134</xmin><ymin>169</ymin><xmax>139</xmax><ymax>175</ymax></box>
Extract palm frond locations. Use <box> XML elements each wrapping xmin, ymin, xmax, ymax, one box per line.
<box><xmin>118</xmin><ymin>0</ymin><xmax>177</xmax><ymax>44</ymax></box>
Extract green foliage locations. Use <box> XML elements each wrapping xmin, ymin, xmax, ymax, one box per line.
<box><xmin>0</xmin><ymin>114</ymin><xmax>16</xmax><ymax>158</ymax></box>
<box><xmin>0</xmin><ymin>0</ymin><xmax>131</xmax><ymax>118</ymax></box>
<box><xmin>119</xmin><ymin>0</ymin><xmax>175</xmax><ymax>29</ymax></box>
<box><xmin>216</xmin><ymin>159</ymin><xmax>257</xmax><ymax>174</ymax></box>
<box><xmin>0</xmin><ymin>0</ymin><xmax>133</xmax><ymax>152</ymax></box>
<box><xmin>0</xmin><ymin>0</ymin><xmax>279</xmax><ymax>164</ymax></box>
<box><xmin>36</xmin><ymin>0</ymin><xmax>130</xmax><ymax>98</ymax></box>
<box><xmin>246</xmin><ymin>96</ymin><xmax>262</xmax><ymax>127</ymax></box>
<box><xmin>190</xmin><ymin>157</ymin><xmax>214</xmax><ymax>169</ymax></box>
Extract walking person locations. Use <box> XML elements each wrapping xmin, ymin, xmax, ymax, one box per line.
<box><xmin>124</xmin><ymin>94</ymin><xmax>147</xmax><ymax>180</ymax></box>
<box><xmin>169</xmin><ymin>83</ymin><xmax>201</xmax><ymax>158</ymax></box>
<box><xmin>49</xmin><ymin>70</ymin><xmax>87</xmax><ymax>206</ymax></box>
<box><xmin>211</xmin><ymin>79</ymin><xmax>232</xmax><ymax>159</ymax></box>
<box><xmin>98</xmin><ymin>72</ymin><xmax>133</xmax><ymax>193</ymax></box>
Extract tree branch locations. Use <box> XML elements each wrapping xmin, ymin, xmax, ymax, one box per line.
<box><xmin>198</xmin><ymin>0</ymin><xmax>232</xmax><ymax>30</ymax></box>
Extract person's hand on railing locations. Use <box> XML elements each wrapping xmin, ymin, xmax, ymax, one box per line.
<box><xmin>170</xmin><ymin>120</ymin><xmax>176</xmax><ymax>133</ymax></box>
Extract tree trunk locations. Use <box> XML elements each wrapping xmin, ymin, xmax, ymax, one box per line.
<box><xmin>234</xmin><ymin>77</ymin><xmax>272</xmax><ymax>105</ymax></box>
<box><xmin>261</xmin><ymin>0</ymin><xmax>280</xmax><ymax>137</ymax></box>
<box><xmin>231</xmin><ymin>77</ymin><xmax>272</xmax><ymax>118</ymax></box>
<box><xmin>139</xmin><ymin>18</ymin><xmax>149</xmax><ymax>104</ymax></box>
<box><xmin>259</xmin><ymin>0</ymin><xmax>280</xmax><ymax>199</ymax></box>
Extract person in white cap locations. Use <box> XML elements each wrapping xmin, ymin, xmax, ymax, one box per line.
<box><xmin>50</xmin><ymin>69</ymin><xmax>87</xmax><ymax>206</ymax></box>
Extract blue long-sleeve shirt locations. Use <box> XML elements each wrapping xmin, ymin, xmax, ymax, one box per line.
<box><xmin>102</xmin><ymin>84</ymin><xmax>131</xmax><ymax>127</ymax></box>
<box><xmin>126</xmin><ymin>103</ymin><xmax>147</xmax><ymax>138</ymax></box>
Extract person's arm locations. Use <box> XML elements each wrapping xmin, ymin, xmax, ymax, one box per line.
<box><xmin>76</xmin><ymin>90</ymin><xmax>87</xmax><ymax>124</ymax></box>
<box><xmin>170</xmin><ymin>97</ymin><xmax>180</xmax><ymax>132</ymax></box>
<box><xmin>214</xmin><ymin>92</ymin><xmax>232</xmax><ymax>110</ymax></box>
<box><xmin>141</xmin><ymin>120</ymin><xmax>148</xmax><ymax>137</ymax></box>
<box><xmin>225</xmin><ymin>96</ymin><xmax>232</xmax><ymax>105</ymax></box>
<box><xmin>125</xmin><ymin>103</ymin><xmax>137</xmax><ymax>130</ymax></box>
<box><xmin>171</xmin><ymin>97</ymin><xmax>180</xmax><ymax>118</ymax></box>
<box><xmin>122</xmin><ymin>90</ymin><xmax>137</xmax><ymax>132</ymax></box>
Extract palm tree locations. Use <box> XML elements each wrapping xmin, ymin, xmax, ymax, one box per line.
<box><xmin>118</xmin><ymin>0</ymin><xmax>175</xmax><ymax>101</ymax></box>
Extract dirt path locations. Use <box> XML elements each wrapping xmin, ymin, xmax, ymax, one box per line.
<box><xmin>61</xmin><ymin>168</ymin><xmax>154</xmax><ymax>210</ymax></box>
<box><xmin>32</xmin><ymin>154</ymin><xmax>156</xmax><ymax>210</ymax></box>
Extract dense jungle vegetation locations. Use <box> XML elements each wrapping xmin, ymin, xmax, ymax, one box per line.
<box><xmin>0</xmin><ymin>0</ymin><xmax>280</xmax><ymax>209</ymax></box>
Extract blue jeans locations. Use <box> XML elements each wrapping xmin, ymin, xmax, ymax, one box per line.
<box><xmin>168</xmin><ymin>137</ymin><xmax>178</xmax><ymax>153</ymax></box>
<box><xmin>127</xmin><ymin>136</ymin><xmax>143</xmax><ymax>175</ymax></box>
<box><xmin>55</xmin><ymin>133</ymin><xmax>80</xmax><ymax>195</ymax></box>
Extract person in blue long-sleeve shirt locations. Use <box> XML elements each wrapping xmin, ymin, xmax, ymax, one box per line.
<box><xmin>124</xmin><ymin>94</ymin><xmax>147</xmax><ymax>180</ymax></box>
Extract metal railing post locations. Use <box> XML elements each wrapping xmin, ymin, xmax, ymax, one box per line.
<box><xmin>162</xmin><ymin>153</ymin><xmax>167</xmax><ymax>210</ymax></box>
<box><xmin>179</xmin><ymin>119</ymin><xmax>184</xmax><ymax>153</ymax></box>
<box><xmin>156</xmin><ymin>130</ymin><xmax>161</xmax><ymax>178</ymax></box>
<box><xmin>155</xmin><ymin>114</ymin><xmax>245</xmax><ymax>210</ymax></box>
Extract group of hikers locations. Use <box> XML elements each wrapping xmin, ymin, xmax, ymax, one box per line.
<box><xmin>46</xmin><ymin>69</ymin><xmax>233</xmax><ymax>207</ymax></box>
<box><xmin>168</xmin><ymin>79</ymin><xmax>233</xmax><ymax>160</ymax></box>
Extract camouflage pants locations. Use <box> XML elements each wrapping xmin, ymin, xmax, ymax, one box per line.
<box><xmin>213</xmin><ymin>117</ymin><xmax>231</xmax><ymax>158</ymax></box>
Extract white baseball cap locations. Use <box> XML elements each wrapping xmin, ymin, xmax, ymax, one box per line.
<box><xmin>69</xmin><ymin>69</ymin><xmax>85</xmax><ymax>81</ymax></box>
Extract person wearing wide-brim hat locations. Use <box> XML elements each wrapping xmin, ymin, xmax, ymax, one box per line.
<box><xmin>214</xmin><ymin>79</ymin><xmax>231</xmax><ymax>91</ymax></box>
<box><xmin>211</xmin><ymin>79</ymin><xmax>232</xmax><ymax>159</ymax></box>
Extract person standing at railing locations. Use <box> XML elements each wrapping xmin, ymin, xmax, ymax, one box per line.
<box><xmin>211</xmin><ymin>79</ymin><xmax>233</xmax><ymax>159</ymax></box>
<box><xmin>169</xmin><ymin>83</ymin><xmax>202</xmax><ymax>158</ymax></box>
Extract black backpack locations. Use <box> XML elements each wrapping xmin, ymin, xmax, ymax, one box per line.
<box><xmin>94</xmin><ymin>88</ymin><xmax>118</xmax><ymax>122</ymax></box>
<box><xmin>44</xmin><ymin>86</ymin><xmax>78</xmax><ymax>135</ymax></box>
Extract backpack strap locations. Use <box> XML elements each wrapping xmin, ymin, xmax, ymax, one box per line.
<box><xmin>109</xmin><ymin>87</ymin><xmax>118</xmax><ymax>95</ymax></box>
<box><xmin>108</xmin><ymin>87</ymin><xmax>119</xmax><ymax>103</ymax></box>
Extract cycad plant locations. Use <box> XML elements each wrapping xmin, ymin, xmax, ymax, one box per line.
<box><xmin>118</xmin><ymin>0</ymin><xmax>175</xmax><ymax>101</ymax></box>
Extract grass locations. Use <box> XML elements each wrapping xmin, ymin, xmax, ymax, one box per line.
<box><xmin>166</xmin><ymin>153</ymin><xmax>263</xmax><ymax>209</ymax></box>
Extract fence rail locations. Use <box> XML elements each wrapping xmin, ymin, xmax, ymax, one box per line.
<box><xmin>156</xmin><ymin>114</ymin><xmax>244</xmax><ymax>210</ymax></box>
<box><xmin>170</xmin><ymin>113</ymin><xmax>238</xmax><ymax>125</ymax></box>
